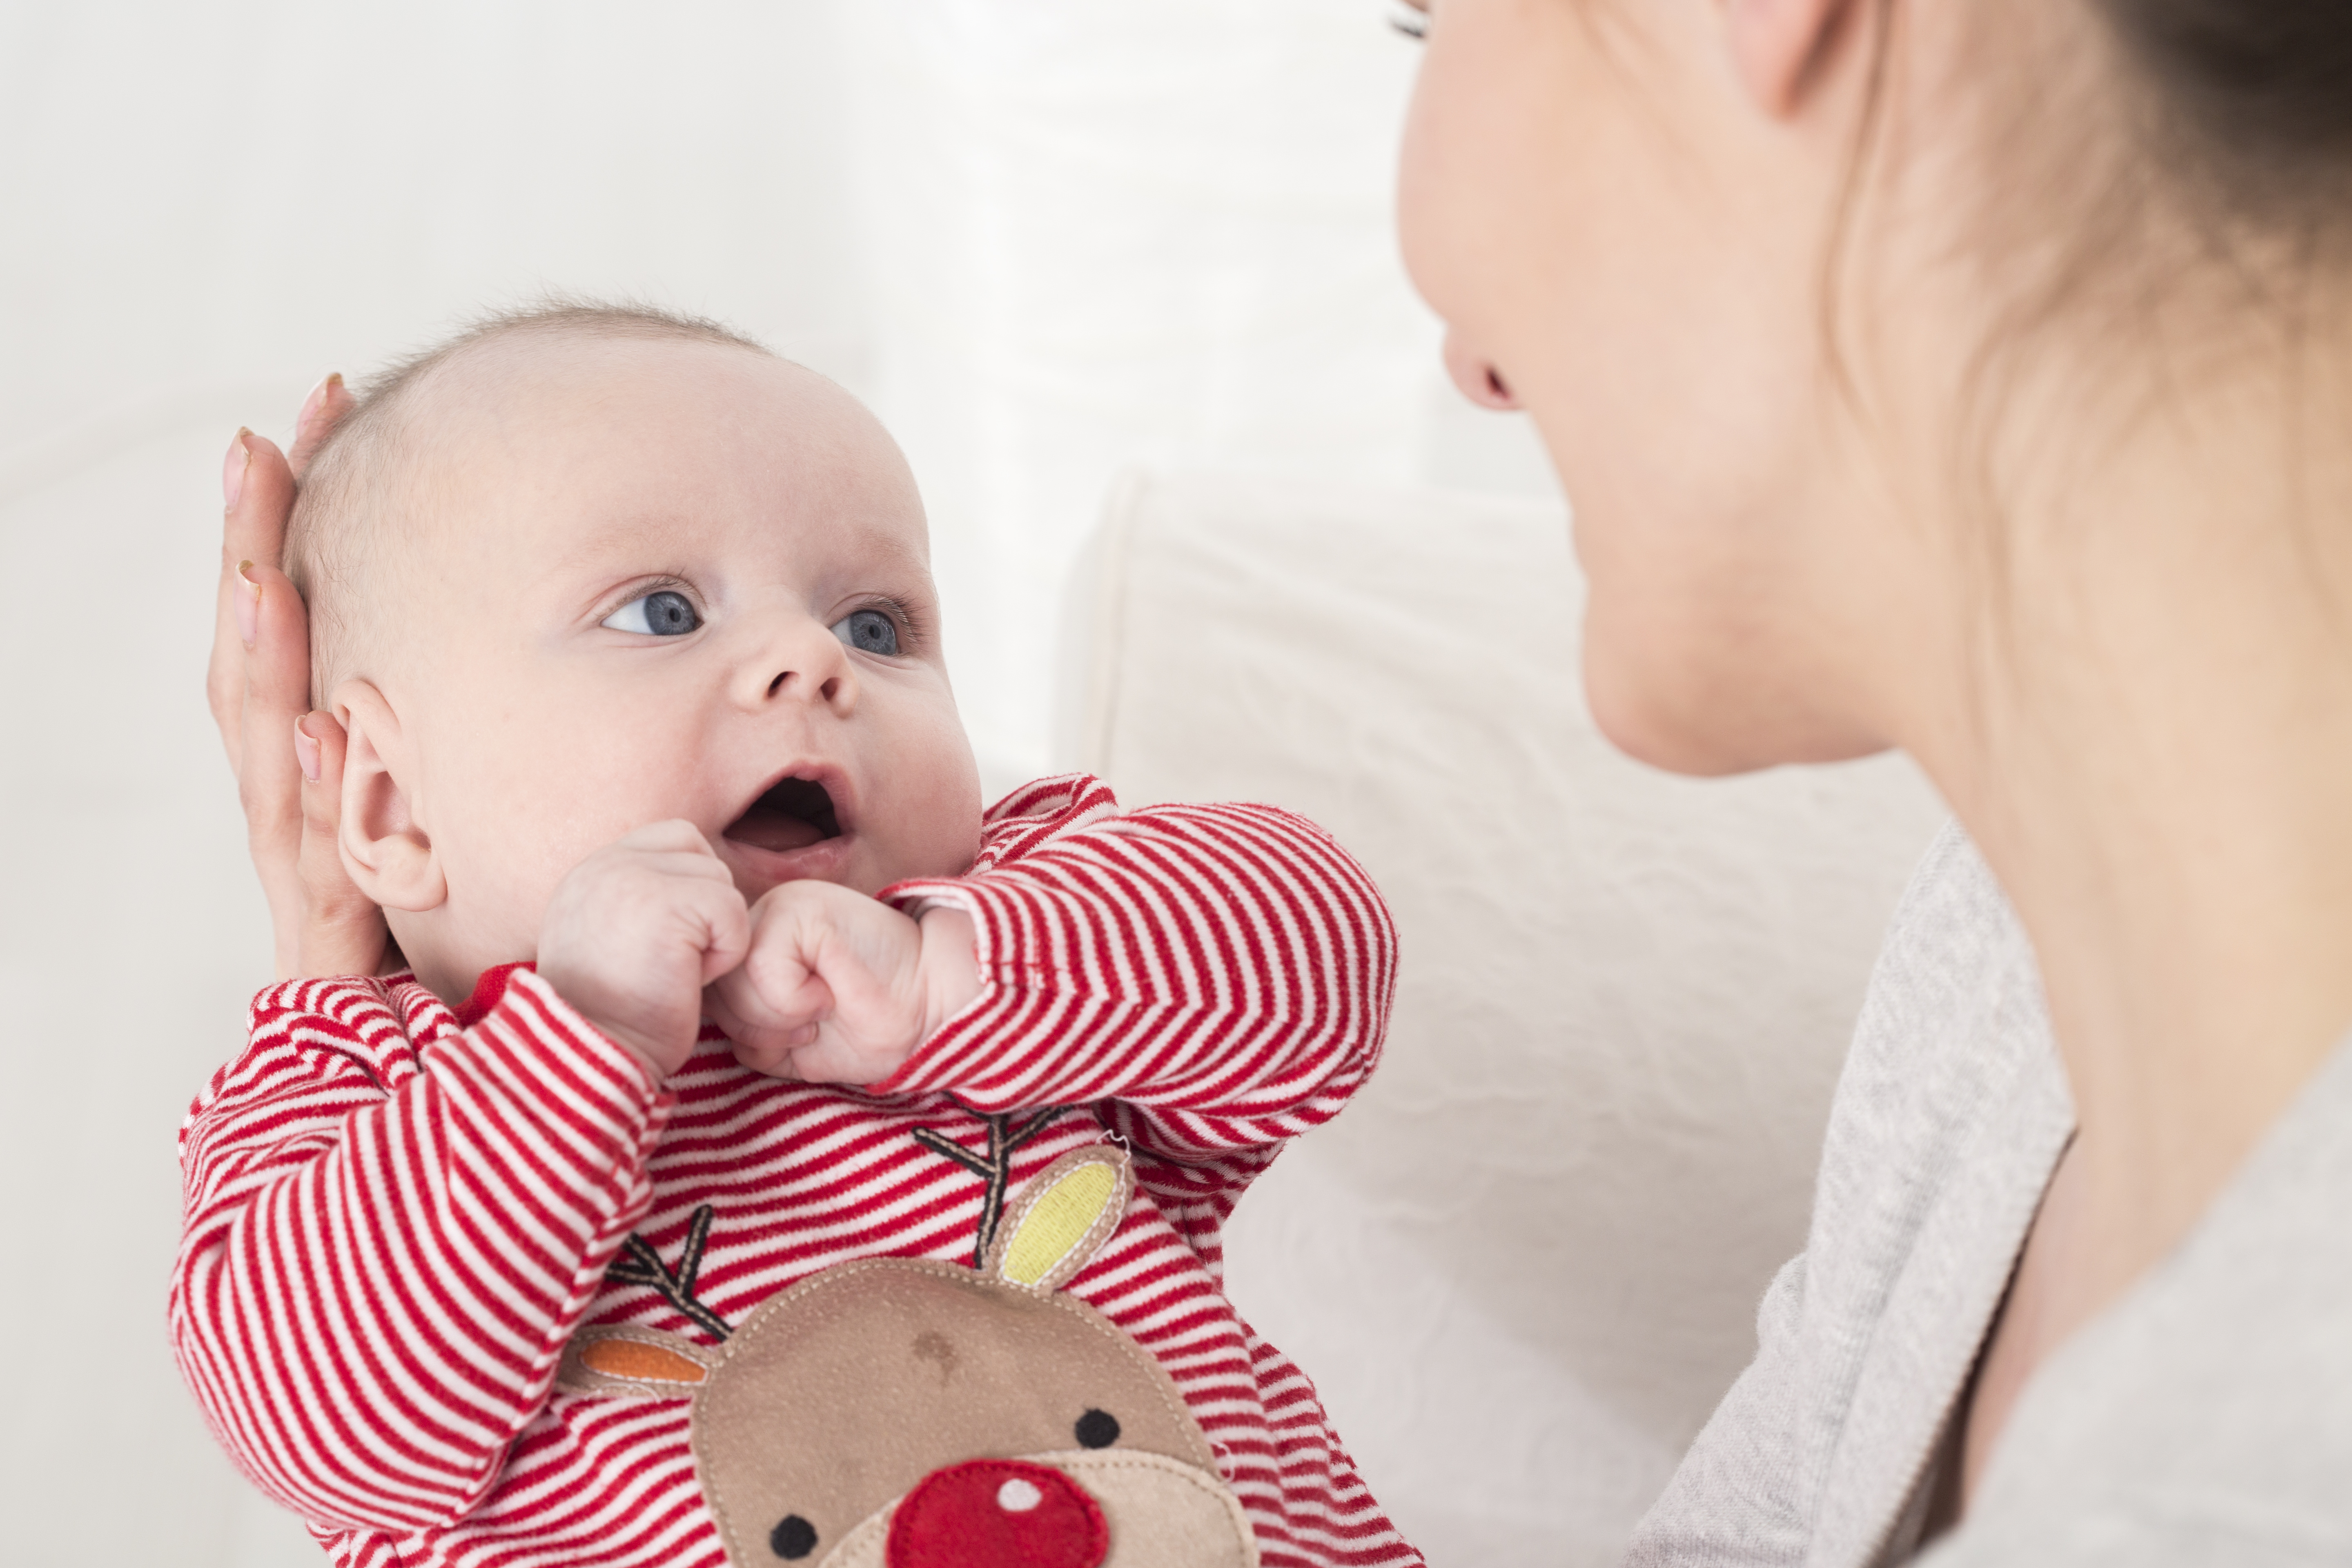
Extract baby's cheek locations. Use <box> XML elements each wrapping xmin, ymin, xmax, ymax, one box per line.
<box><xmin>453</xmin><ymin>844</ymin><xmax>574</xmax><ymax>973</ymax></box>
<box><xmin>861</xmin><ymin>729</ymin><xmax>983</xmax><ymax>887</ymax></box>
<box><xmin>437</xmin><ymin>793</ymin><xmax>603</xmax><ymax>958</ymax></box>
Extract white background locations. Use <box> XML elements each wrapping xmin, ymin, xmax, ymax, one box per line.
<box><xmin>0</xmin><ymin>4</ymin><xmax>1564</xmax><ymax>1565</ymax></box>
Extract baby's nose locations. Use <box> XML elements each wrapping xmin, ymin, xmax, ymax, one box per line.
<box><xmin>885</xmin><ymin>1458</ymin><xmax>1107</xmax><ymax>1568</ymax></box>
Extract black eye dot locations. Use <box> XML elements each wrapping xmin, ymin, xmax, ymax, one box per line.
<box><xmin>770</xmin><ymin>1515</ymin><xmax>817</xmax><ymax>1559</ymax></box>
<box><xmin>644</xmin><ymin>590</ymin><xmax>699</xmax><ymax>636</ymax></box>
<box><xmin>1075</xmin><ymin>1408</ymin><xmax>1120</xmax><ymax>1449</ymax></box>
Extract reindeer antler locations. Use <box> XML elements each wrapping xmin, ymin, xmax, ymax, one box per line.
<box><xmin>606</xmin><ymin>1204</ymin><xmax>731</xmax><ymax>1341</ymax></box>
<box><xmin>912</xmin><ymin>1109</ymin><xmax>1075</xmax><ymax>1268</ymax></box>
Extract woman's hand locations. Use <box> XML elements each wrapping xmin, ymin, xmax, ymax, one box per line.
<box><xmin>206</xmin><ymin>375</ymin><xmax>392</xmax><ymax>980</ymax></box>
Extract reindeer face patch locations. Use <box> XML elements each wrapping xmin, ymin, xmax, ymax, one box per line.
<box><xmin>558</xmin><ymin>1147</ymin><xmax>1257</xmax><ymax>1568</ymax></box>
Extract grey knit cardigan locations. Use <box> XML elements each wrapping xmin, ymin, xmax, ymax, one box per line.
<box><xmin>1623</xmin><ymin>826</ymin><xmax>2352</xmax><ymax>1568</ymax></box>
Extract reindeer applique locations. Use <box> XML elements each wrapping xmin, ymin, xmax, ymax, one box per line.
<box><xmin>556</xmin><ymin>1143</ymin><xmax>1259</xmax><ymax>1568</ymax></box>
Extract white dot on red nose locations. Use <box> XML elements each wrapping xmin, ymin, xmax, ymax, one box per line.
<box><xmin>996</xmin><ymin>1478</ymin><xmax>1045</xmax><ymax>1513</ymax></box>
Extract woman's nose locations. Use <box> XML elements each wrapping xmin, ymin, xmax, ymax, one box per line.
<box><xmin>1442</xmin><ymin>329</ymin><xmax>1519</xmax><ymax>410</ymax></box>
<box><xmin>885</xmin><ymin>1458</ymin><xmax>1108</xmax><ymax>1568</ymax></box>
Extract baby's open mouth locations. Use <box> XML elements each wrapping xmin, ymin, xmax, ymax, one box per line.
<box><xmin>723</xmin><ymin>776</ymin><xmax>841</xmax><ymax>854</ymax></box>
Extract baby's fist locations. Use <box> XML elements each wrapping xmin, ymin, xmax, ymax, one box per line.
<box><xmin>706</xmin><ymin>881</ymin><xmax>979</xmax><ymax>1085</ymax></box>
<box><xmin>538</xmin><ymin>821</ymin><xmax>750</xmax><ymax>1080</ymax></box>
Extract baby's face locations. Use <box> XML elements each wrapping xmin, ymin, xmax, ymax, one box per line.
<box><xmin>342</xmin><ymin>335</ymin><xmax>981</xmax><ymax>999</ymax></box>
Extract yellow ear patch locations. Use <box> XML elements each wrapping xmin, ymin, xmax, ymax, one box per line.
<box><xmin>990</xmin><ymin>1148</ymin><xmax>1133</xmax><ymax>1293</ymax></box>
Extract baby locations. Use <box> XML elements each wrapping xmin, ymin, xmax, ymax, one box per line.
<box><xmin>171</xmin><ymin>304</ymin><xmax>1416</xmax><ymax>1568</ymax></box>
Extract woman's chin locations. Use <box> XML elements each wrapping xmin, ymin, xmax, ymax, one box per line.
<box><xmin>1581</xmin><ymin>643</ymin><xmax>1887</xmax><ymax>779</ymax></box>
<box><xmin>1585</xmin><ymin>677</ymin><xmax>1747</xmax><ymax>777</ymax></box>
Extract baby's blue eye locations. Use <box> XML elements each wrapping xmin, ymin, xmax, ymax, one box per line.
<box><xmin>602</xmin><ymin>590</ymin><xmax>701</xmax><ymax>637</ymax></box>
<box><xmin>832</xmin><ymin>608</ymin><xmax>899</xmax><ymax>656</ymax></box>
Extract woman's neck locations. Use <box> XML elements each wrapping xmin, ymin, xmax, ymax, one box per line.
<box><xmin>1915</xmin><ymin>318</ymin><xmax>2352</xmax><ymax>1333</ymax></box>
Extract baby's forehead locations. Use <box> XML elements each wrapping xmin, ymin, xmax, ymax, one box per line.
<box><xmin>399</xmin><ymin>328</ymin><xmax>757</xmax><ymax>448</ymax></box>
<box><xmin>397</xmin><ymin>330</ymin><xmax>872</xmax><ymax>477</ymax></box>
<box><xmin>387</xmin><ymin>331</ymin><xmax>928</xmax><ymax>563</ymax></box>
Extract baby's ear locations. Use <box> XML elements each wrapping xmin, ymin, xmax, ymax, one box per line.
<box><xmin>334</xmin><ymin>679</ymin><xmax>445</xmax><ymax>913</ymax></box>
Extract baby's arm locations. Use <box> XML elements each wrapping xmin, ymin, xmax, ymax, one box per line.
<box><xmin>898</xmin><ymin>778</ymin><xmax>1399</xmax><ymax>1245</ymax></box>
<box><xmin>169</xmin><ymin>823</ymin><xmax>744</xmax><ymax>1532</ymax></box>
<box><xmin>900</xmin><ymin>784</ymin><xmax>1391</xmax><ymax>1106</ymax></box>
<box><xmin>719</xmin><ymin>776</ymin><xmax>1397</xmax><ymax>1232</ymax></box>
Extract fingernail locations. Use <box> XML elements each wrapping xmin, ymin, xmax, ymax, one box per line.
<box><xmin>294</xmin><ymin>715</ymin><xmax>323</xmax><ymax>784</ymax></box>
<box><xmin>234</xmin><ymin>560</ymin><xmax>261</xmax><ymax>648</ymax></box>
<box><xmin>297</xmin><ymin>372</ymin><xmax>343</xmax><ymax>435</ymax></box>
<box><xmin>223</xmin><ymin>427</ymin><xmax>252</xmax><ymax>510</ymax></box>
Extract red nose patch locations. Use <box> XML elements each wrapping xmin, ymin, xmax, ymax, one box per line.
<box><xmin>886</xmin><ymin>1458</ymin><xmax>1108</xmax><ymax>1568</ymax></box>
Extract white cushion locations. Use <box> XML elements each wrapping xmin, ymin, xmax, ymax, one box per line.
<box><xmin>1055</xmin><ymin>470</ymin><xmax>1949</xmax><ymax>1565</ymax></box>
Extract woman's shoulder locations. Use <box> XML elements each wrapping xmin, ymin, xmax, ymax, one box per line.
<box><xmin>1625</xmin><ymin>824</ymin><xmax>2078</xmax><ymax>1566</ymax></box>
<box><xmin>1931</xmin><ymin>1029</ymin><xmax>2352</xmax><ymax>1566</ymax></box>
<box><xmin>1801</xmin><ymin>823</ymin><xmax>2074</xmax><ymax>1316</ymax></box>
<box><xmin>1860</xmin><ymin>821</ymin><xmax>2032</xmax><ymax>1038</ymax></box>
<box><xmin>1822</xmin><ymin>821</ymin><xmax>2065</xmax><ymax>1157</ymax></box>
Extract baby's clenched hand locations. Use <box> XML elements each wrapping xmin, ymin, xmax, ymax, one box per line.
<box><xmin>705</xmin><ymin>882</ymin><xmax>980</xmax><ymax>1085</ymax></box>
<box><xmin>538</xmin><ymin>821</ymin><xmax>751</xmax><ymax>1080</ymax></box>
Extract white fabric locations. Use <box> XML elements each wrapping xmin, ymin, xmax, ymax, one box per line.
<box><xmin>1058</xmin><ymin>471</ymin><xmax>1951</xmax><ymax>1565</ymax></box>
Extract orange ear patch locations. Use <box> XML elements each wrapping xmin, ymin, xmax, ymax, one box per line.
<box><xmin>581</xmin><ymin>1337</ymin><xmax>710</xmax><ymax>1385</ymax></box>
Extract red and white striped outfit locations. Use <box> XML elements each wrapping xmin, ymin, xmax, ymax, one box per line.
<box><xmin>172</xmin><ymin>775</ymin><xmax>1417</xmax><ymax>1567</ymax></box>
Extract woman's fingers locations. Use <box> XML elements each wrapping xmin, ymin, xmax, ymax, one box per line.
<box><xmin>209</xmin><ymin>430</ymin><xmax>300</xmax><ymax>768</ymax></box>
<box><xmin>209</xmin><ymin>388</ymin><xmax>383</xmax><ymax>979</ymax></box>
<box><xmin>235</xmin><ymin>559</ymin><xmax>320</xmax><ymax>976</ymax></box>
<box><xmin>293</xmin><ymin>710</ymin><xmax>391</xmax><ymax>978</ymax></box>
<box><xmin>287</xmin><ymin>372</ymin><xmax>355</xmax><ymax>477</ymax></box>
<box><xmin>209</xmin><ymin>373</ymin><xmax>346</xmax><ymax>769</ymax></box>
<box><xmin>236</xmin><ymin>559</ymin><xmax>315</xmax><ymax>832</ymax></box>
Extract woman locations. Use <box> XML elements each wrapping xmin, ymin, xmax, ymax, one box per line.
<box><xmin>211</xmin><ymin>0</ymin><xmax>2352</xmax><ymax>1561</ymax></box>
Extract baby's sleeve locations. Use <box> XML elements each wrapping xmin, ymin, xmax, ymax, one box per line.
<box><xmin>169</xmin><ymin>970</ymin><xmax>670</xmax><ymax>1534</ymax></box>
<box><xmin>876</xmin><ymin>775</ymin><xmax>1399</xmax><ymax>1232</ymax></box>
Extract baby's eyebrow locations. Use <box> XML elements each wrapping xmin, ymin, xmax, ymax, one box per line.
<box><xmin>552</xmin><ymin>511</ymin><xmax>708</xmax><ymax>566</ymax></box>
<box><xmin>546</xmin><ymin>509</ymin><xmax>935</xmax><ymax>590</ymax></box>
<box><xmin>852</xmin><ymin>528</ymin><xmax>933</xmax><ymax>577</ymax></box>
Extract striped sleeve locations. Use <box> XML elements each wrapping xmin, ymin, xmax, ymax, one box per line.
<box><xmin>876</xmin><ymin>775</ymin><xmax>1398</xmax><ymax>1214</ymax></box>
<box><xmin>169</xmin><ymin>968</ymin><xmax>672</xmax><ymax>1532</ymax></box>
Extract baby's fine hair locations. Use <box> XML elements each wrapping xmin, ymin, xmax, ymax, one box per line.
<box><xmin>283</xmin><ymin>298</ymin><xmax>773</xmax><ymax>702</ymax></box>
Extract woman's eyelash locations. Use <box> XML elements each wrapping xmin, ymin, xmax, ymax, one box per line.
<box><xmin>1390</xmin><ymin>9</ymin><xmax>1427</xmax><ymax>40</ymax></box>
